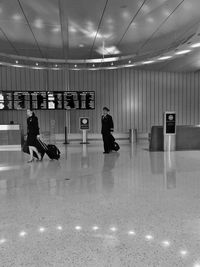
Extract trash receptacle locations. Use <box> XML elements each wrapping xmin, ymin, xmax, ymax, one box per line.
<box><xmin>129</xmin><ymin>129</ymin><xmax>137</xmax><ymax>143</ymax></box>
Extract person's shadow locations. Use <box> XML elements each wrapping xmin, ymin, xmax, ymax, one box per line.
<box><xmin>101</xmin><ymin>153</ymin><xmax>120</xmax><ymax>194</ymax></box>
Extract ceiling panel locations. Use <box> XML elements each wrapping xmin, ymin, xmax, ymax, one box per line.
<box><xmin>0</xmin><ymin>0</ymin><xmax>199</xmax><ymax>70</ymax></box>
<box><xmin>0</xmin><ymin>0</ymin><xmax>27</xmax><ymax>23</ymax></box>
<box><xmin>19</xmin><ymin>0</ymin><xmax>60</xmax><ymax>26</ymax></box>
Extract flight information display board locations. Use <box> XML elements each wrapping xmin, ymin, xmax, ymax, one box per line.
<box><xmin>47</xmin><ymin>92</ymin><xmax>63</xmax><ymax>109</ymax></box>
<box><xmin>0</xmin><ymin>91</ymin><xmax>95</xmax><ymax>110</ymax></box>
<box><xmin>13</xmin><ymin>91</ymin><xmax>31</xmax><ymax>110</ymax></box>
<box><xmin>0</xmin><ymin>92</ymin><xmax>13</xmax><ymax>110</ymax></box>
<box><xmin>64</xmin><ymin>91</ymin><xmax>95</xmax><ymax>110</ymax></box>
<box><xmin>30</xmin><ymin>91</ymin><xmax>47</xmax><ymax>110</ymax></box>
<box><xmin>64</xmin><ymin>92</ymin><xmax>79</xmax><ymax>109</ymax></box>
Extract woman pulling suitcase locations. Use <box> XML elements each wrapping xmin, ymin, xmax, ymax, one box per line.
<box><xmin>26</xmin><ymin>109</ymin><xmax>42</xmax><ymax>162</ymax></box>
<box><xmin>23</xmin><ymin>109</ymin><xmax>60</xmax><ymax>162</ymax></box>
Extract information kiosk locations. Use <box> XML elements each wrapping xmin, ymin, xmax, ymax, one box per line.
<box><xmin>163</xmin><ymin>112</ymin><xmax>176</xmax><ymax>151</ymax></box>
<box><xmin>80</xmin><ymin>117</ymin><xmax>89</xmax><ymax>144</ymax></box>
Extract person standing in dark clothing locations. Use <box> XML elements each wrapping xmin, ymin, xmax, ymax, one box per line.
<box><xmin>101</xmin><ymin>107</ymin><xmax>114</xmax><ymax>154</ymax></box>
<box><xmin>26</xmin><ymin>109</ymin><xmax>42</xmax><ymax>162</ymax></box>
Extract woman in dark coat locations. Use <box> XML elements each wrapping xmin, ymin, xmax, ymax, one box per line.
<box><xmin>26</xmin><ymin>109</ymin><xmax>42</xmax><ymax>162</ymax></box>
<box><xmin>101</xmin><ymin>107</ymin><xmax>114</xmax><ymax>154</ymax></box>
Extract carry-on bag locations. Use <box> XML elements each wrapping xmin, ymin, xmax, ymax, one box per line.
<box><xmin>112</xmin><ymin>141</ymin><xmax>120</xmax><ymax>151</ymax></box>
<box><xmin>110</xmin><ymin>134</ymin><xmax>120</xmax><ymax>151</ymax></box>
<box><xmin>37</xmin><ymin>139</ymin><xmax>60</xmax><ymax>160</ymax></box>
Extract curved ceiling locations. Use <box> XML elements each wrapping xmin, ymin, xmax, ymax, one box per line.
<box><xmin>0</xmin><ymin>0</ymin><xmax>200</xmax><ymax>71</ymax></box>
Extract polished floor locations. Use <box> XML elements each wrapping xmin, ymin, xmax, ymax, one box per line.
<box><xmin>0</xmin><ymin>142</ymin><xmax>200</xmax><ymax>267</ymax></box>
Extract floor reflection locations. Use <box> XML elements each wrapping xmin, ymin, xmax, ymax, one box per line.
<box><xmin>150</xmin><ymin>151</ymin><xmax>176</xmax><ymax>189</ymax></box>
<box><xmin>101</xmin><ymin>152</ymin><xmax>120</xmax><ymax>194</ymax></box>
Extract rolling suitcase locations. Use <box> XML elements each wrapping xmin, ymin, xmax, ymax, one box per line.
<box><xmin>112</xmin><ymin>141</ymin><xmax>120</xmax><ymax>151</ymax></box>
<box><xmin>38</xmin><ymin>139</ymin><xmax>60</xmax><ymax>160</ymax></box>
<box><xmin>110</xmin><ymin>134</ymin><xmax>120</xmax><ymax>152</ymax></box>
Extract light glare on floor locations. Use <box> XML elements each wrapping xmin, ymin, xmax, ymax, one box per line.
<box><xmin>39</xmin><ymin>227</ymin><xmax>46</xmax><ymax>233</ymax></box>
<box><xmin>0</xmin><ymin>238</ymin><xmax>6</xmax><ymax>244</ymax></box>
<box><xmin>162</xmin><ymin>240</ymin><xmax>170</xmax><ymax>247</ymax></box>
<box><xmin>128</xmin><ymin>231</ymin><xmax>135</xmax><ymax>235</ymax></box>
<box><xmin>75</xmin><ymin>226</ymin><xmax>82</xmax><ymax>231</ymax></box>
<box><xmin>110</xmin><ymin>227</ymin><xmax>117</xmax><ymax>232</ymax></box>
<box><xmin>19</xmin><ymin>231</ymin><xmax>27</xmax><ymax>237</ymax></box>
<box><xmin>92</xmin><ymin>226</ymin><xmax>99</xmax><ymax>231</ymax></box>
<box><xmin>56</xmin><ymin>226</ymin><xmax>63</xmax><ymax>231</ymax></box>
<box><xmin>145</xmin><ymin>235</ymin><xmax>153</xmax><ymax>240</ymax></box>
<box><xmin>180</xmin><ymin>250</ymin><xmax>188</xmax><ymax>256</ymax></box>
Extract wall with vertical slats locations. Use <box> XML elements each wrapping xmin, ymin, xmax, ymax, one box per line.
<box><xmin>0</xmin><ymin>66</ymin><xmax>200</xmax><ymax>135</ymax></box>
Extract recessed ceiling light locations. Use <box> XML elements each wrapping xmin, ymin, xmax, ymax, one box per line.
<box><xmin>52</xmin><ymin>26</ymin><xmax>61</xmax><ymax>33</ymax></box>
<box><xmin>158</xmin><ymin>56</ymin><xmax>172</xmax><ymax>60</ymax></box>
<box><xmin>74</xmin><ymin>64</ymin><xmax>77</xmax><ymax>68</ymax></box>
<box><xmin>143</xmin><ymin>60</ymin><xmax>155</xmax><ymax>64</ymax></box>
<box><xmin>55</xmin><ymin>64</ymin><xmax>58</xmax><ymax>67</ymax></box>
<box><xmin>69</xmin><ymin>26</ymin><xmax>77</xmax><ymax>33</ymax></box>
<box><xmin>36</xmin><ymin>62</ymin><xmax>38</xmax><ymax>66</ymax></box>
<box><xmin>15</xmin><ymin>60</ymin><xmax>19</xmax><ymax>64</ymax></box>
<box><xmin>191</xmin><ymin>43</ymin><xmax>200</xmax><ymax>48</ymax></box>
<box><xmin>146</xmin><ymin>17</ymin><xmax>154</xmax><ymax>23</ymax></box>
<box><xmin>12</xmin><ymin>14</ymin><xmax>22</xmax><ymax>20</ymax></box>
<box><xmin>175</xmin><ymin>50</ymin><xmax>191</xmax><ymax>55</ymax></box>
<box><xmin>34</xmin><ymin>19</ymin><xmax>44</xmax><ymax>29</ymax></box>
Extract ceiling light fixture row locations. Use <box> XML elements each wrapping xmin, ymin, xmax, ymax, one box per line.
<box><xmin>0</xmin><ymin>41</ymin><xmax>200</xmax><ymax>70</ymax></box>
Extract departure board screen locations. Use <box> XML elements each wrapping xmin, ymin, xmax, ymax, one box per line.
<box><xmin>79</xmin><ymin>91</ymin><xmax>95</xmax><ymax>109</ymax></box>
<box><xmin>0</xmin><ymin>91</ymin><xmax>95</xmax><ymax>110</ymax></box>
<box><xmin>64</xmin><ymin>91</ymin><xmax>95</xmax><ymax>110</ymax></box>
<box><xmin>13</xmin><ymin>92</ymin><xmax>30</xmax><ymax>110</ymax></box>
<box><xmin>0</xmin><ymin>92</ymin><xmax>13</xmax><ymax>110</ymax></box>
<box><xmin>47</xmin><ymin>92</ymin><xmax>63</xmax><ymax>109</ymax></box>
<box><xmin>64</xmin><ymin>92</ymin><xmax>79</xmax><ymax>109</ymax></box>
<box><xmin>30</xmin><ymin>91</ymin><xmax>47</xmax><ymax>110</ymax></box>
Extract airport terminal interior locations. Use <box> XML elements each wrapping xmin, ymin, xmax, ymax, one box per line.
<box><xmin>1</xmin><ymin>0</ymin><xmax>200</xmax><ymax>266</ymax></box>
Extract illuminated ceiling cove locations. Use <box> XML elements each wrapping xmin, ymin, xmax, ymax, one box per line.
<box><xmin>0</xmin><ymin>0</ymin><xmax>200</xmax><ymax>71</ymax></box>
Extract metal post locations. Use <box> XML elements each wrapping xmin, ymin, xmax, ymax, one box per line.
<box><xmin>80</xmin><ymin>130</ymin><xmax>89</xmax><ymax>144</ymax></box>
<box><xmin>63</xmin><ymin>110</ymin><xmax>70</xmax><ymax>144</ymax></box>
<box><xmin>63</xmin><ymin>126</ymin><xmax>69</xmax><ymax>144</ymax></box>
